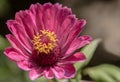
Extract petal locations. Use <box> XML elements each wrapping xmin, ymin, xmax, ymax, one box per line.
<box><xmin>61</xmin><ymin>20</ymin><xmax>86</xmax><ymax>55</ymax></box>
<box><xmin>55</xmin><ymin>5</ymin><xmax>72</xmax><ymax>33</ymax></box>
<box><xmin>42</xmin><ymin>3</ymin><xmax>54</xmax><ymax>30</ymax></box>
<box><xmin>6</xmin><ymin>20</ymin><xmax>32</xmax><ymax>53</ymax></box>
<box><xmin>29</xmin><ymin>67</ymin><xmax>44</xmax><ymax>80</ymax></box>
<box><xmin>17</xmin><ymin>60</ymin><xmax>33</xmax><ymax>71</ymax></box>
<box><xmin>65</xmin><ymin>35</ymin><xmax>92</xmax><ymax>55</ymax></box>
<box><xmin>61</xmin><ymin>52</ymin><xmax>86</xmax><ymax>64</ymax></box>
<box><xmin>15</xmin><ymin>10</ymin><xmax>36</xmax><ymax>39</ymax></box>
<box><xmin>4</xmin><ymin>47</ymin><xmax>25</xmax><ymax>62</ymax></box>
<box><xmin>6</xmin><ymin>34</ymin><xmax>30</xmax><ymax>57</ymax></box>
<box><xmin>58</xmin><ymin>15</ymin><xmax>77</xmax><ymax>46</ymax></box>
<box><xmin>45</xmin><ymin>68</ymin><xmax>54</xmax><ymax>79</ymax></box>
<box><xmin>62</xmin><ymin>64</ymin><xmax>76</xmax><ymax>78</ymax></box>
<box><xmin>29</xmin><ymin>3</ymin><xmax>44</xmax><ymax>31</ymax></box>
<box><xmin>51</xmin><ymin>66</ymin><xmax>65</xmax><ymax>79</ymax></box>
<box><xmin>42</xmin><ymin>3</ymin><xmax>62</xmax><ymax>31</ymax></box>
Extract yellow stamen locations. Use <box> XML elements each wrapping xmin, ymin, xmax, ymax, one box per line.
<box><xmin>32</xmin><ymin>30</ymin><xmax>57</xmax><ymax>54</ymax></box>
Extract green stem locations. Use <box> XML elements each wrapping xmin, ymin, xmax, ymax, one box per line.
<box><xmin>52</xmin><ymin>78</ymin><xmax>58</xmax><ymax>82</ymax></box>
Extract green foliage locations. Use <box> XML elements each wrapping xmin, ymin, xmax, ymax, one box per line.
<box><xmin>0</xmin><ymin>0</ymin><xmax>10</xmax><ymax>17</ymax></box>
<box><xmin>74</xmin><ymin>39</ymin><xmax>101</xmax><ymax>71</ymax></box>
<box><xmin>0</xmin><ymin>35</ymin><xmax>10</xmax><ymax>50</ymax></box>
<box><xmin>76</xmin><ymin>38</ymin><xmax>102</xmax><ymax>70</ymax></box>
<box><xmin>84</xmin><ymin>64</ymin><xmax>120</xmax><ymax>82</ymax></box>
<box><xmin>70</xmin><ymin>39</ymin><xmax>102</xmax><ymax>82</ymax></box>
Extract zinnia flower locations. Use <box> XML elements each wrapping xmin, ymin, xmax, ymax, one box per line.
<box><xmin>4</xmin><ymin>3</ymin><xmax>92</xmax><ymax>80</ymax></box>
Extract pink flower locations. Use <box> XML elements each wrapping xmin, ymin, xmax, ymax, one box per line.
<box><xmin>4</xmin><ymin>3</ymin><xmax>92</xmax><ymax>80</ymax></box>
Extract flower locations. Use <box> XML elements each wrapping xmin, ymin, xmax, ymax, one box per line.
<box><xmin>4</xmin><ymin>2</ymin><xmax>92</xmax><ymax>80</ymax></box>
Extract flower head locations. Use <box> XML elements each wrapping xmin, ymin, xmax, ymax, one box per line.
<box><xmin>4</xmin><ymin>3</ymin><xmax>92</xmax><ymax>80</ymax></box>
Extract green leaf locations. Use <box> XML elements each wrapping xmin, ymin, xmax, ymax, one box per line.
<box><xmin>69</xmin><ymin>73</ymin><xmax>81</xmax><ymax>82</ymax></box>
<box><xmin>56</xmin><ymin>79</ymin><xmax>68</xmax><ymax>82</ymax></box>
<box><xmin>0</xmin><ymin>35</ymin><xmax>10</xmax><ymax>50</ymax></box>
<box><xmin>84</xmin><ymin>64</ymin><xmax>120</xmax><ymax>82</ymax></box>
<box><xmin>71</xmin><ymin>39</ymin><xmax>101</xmax><ymax>82</ymax></box>
<box><xmin>74</xmin><ymin>38</ymin><xmax>102</xmax><ymax>70</ymax></box>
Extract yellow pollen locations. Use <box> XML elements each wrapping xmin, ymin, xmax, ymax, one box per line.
<box><xmin>32</xmin><ymin>30</ymin><xmax>57</xmax><ymax>54</ymax></box>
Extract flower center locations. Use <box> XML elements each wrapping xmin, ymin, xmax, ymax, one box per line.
<box><xmin>32</xmin><ymin>30</ymin><xmax>57</xmax><ymax>54</ymax></box>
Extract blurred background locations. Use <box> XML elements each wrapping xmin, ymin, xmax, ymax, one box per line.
<box><xmin>0</xmin><ymin>0</ymin><xmax>120</xmax><ymax>82</ymax></box>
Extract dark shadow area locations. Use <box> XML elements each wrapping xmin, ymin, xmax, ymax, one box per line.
<box><xmin>0</xmin><ymin>0</ymin><xmax>55</xmax><ymax>36</ymax></box>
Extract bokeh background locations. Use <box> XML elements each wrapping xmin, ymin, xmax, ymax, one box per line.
<box><xmin>0</xmin><ymin>0</ymin><xmax>120</xmax><ymax>82</ymax></box>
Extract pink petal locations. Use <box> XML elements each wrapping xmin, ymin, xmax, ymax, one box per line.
<box><xmin>42</xmin><ymin>3</ymin><xmax>62</xmax><ymax>31</ymax></box>
<box><xmin>29</xmin><ymin>67</ymin><xmax>44</xmax><ymax>80</ymax></box>
<box><xmin>17</xmin><ymin>60</ymin><xmax>33</xmax><ymax>71</ymax></box>
<box><xmin>42</xmin><ymin>3</ymin><xmax>54</xmax><ymax>30</ymax></box>
<box><xmin>6</xmin><ymin>21</ymin><xmax>32</xmax><ymax>53</ymax></box>
<box><xmin>65</xmin><ymin>35</ymin><xmax>92</xmax><ymax>55</ymax></box>
<box><xmin>6</xmin><ymin>34</ymin><xmax>30</xmax><ymax>57</ymax></box>
<box><xmin>55</xmin><ymin>5</ymin><xmax>72</xmax><ymax>34</ymax></box>
<box><xmin>61</xmin><ymin>20</ymin><xmax>86</xmax><ymax>55</ymax></box>
<box><xmin>15</xmin><ymin>10</ymin><xmax>36</xmax><ymax>39</ymax></box>
<box><xmin>62</xmin><ymin>64</ymin><xmax>76</xmax><ymax>78</ymax></box>
<box><xmin>4</xmin><ymin>47</ymin><xmax>25</xmax><ymax>62</ymax></box>
<box><xmin>45</xmin><ymin>68</ymin><xmax>54</xmax><ymax>79</ymax></box>
<box><xmin>59</xmin><ymin>15</ymin><xmax>77</xmax><ymax>46</ymax></box>
<box><xmin>29</xmin><ymin>3</ymin><xmax>44</xmax><ymax>31</ymax></box>
<box><xmin>51</xmin><ymin>66</ymin><xmax>65</xmax><ymax>79</ymax></box>
<box><xmin>61</xmin><ymin>52</ymin><xmax>86</xmax><ymax>64</ymax></box>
